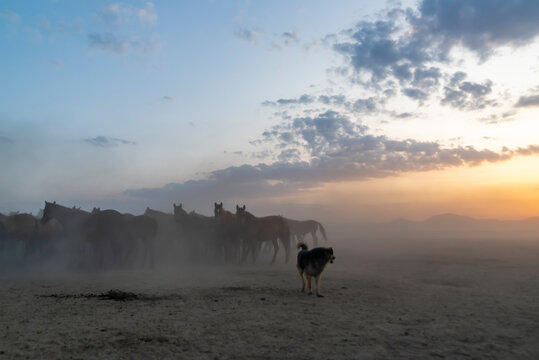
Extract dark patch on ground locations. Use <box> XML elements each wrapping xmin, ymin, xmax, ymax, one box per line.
<box><xmin>38</xmin><ymin>289</ymin><xmax>183</xmax><ymax>301</ymax></box>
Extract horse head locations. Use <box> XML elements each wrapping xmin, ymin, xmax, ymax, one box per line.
<box><xmin>214</xmin><ymin>202</ymin><xmax>224</xmax><ymax>218</ymax></box>
<box><xmin>235</xmin><ymin>204</ymin><xmax>247</xmax><ymax>225</ymax></box>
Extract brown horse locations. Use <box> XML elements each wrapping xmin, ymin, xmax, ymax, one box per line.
<box><xmin>235</xmin><ymin>205</ymin><xmax>291</xmax><ymax>264</ymax></box>
<box><xmin>214</xmin><ymin>202</ymin><xmax>242</xmax><ymax>263</ymax></box>
<box><xmin>123</xmin><ymin>213</ymin><xmax>158</xmax><ymax>268</ymax></box>
<box><xmin>144</xmin><ymin>207</ymin><xmax>184</xmax><ymax>259</ymax></box>
<box><xmin>173</xmin><ymin>203</ymin><xmax>217</xmax><ymax>261</ymax></box>
<box><xmin>0</xmin><ymin>213</ymin><xmax>39</xmax><ymax>258</ymax></box>
<box><xmin>85</xmin><ymin>208</ymin><xmax>134</xmax><ymax>268</ymax></box>
<box><xmin>285</xmin><ymin>218</ymin><xmax>328</xmax><ymax>247</ymax></box>
<box><xmin>37</xmin><ymin>218</ymin><xmax>65</xmax><ymax>258</ymax></box>
<box><xmin>42</xmin><ymin>201</ymin><xmax>92</xmax><ymax>267</ymax></box>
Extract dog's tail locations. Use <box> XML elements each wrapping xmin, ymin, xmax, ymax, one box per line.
<box><xmin>297</xmin><ymin>242</ymin><xmax>308</xmax><ymax>251</ymax></box>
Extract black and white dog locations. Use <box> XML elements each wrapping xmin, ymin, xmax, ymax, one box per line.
<box><xmin>296</xmin><ymin>243</ymin><xmax>335</xmax><ymax>297</ymax></box>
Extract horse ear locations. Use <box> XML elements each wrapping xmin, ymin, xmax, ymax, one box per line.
<box><xmin>236</xmin><ymin>205</ymin><xmax>239</xmax><ymax>210</ymax></box>
<box><xmin>220</xmin><ymin>202</ymin><xmax>223</xmax><ymax>207</ymax></box>
<box><xmin>242</xmin><ymin>205</ymin><xmax>246</xmax><ymax>210</ymax></box>
<box><xmin>53</xmin><ymin>201</ymin><xmax>56</xmax><ymax>204</ymax></box>
<box><xmin>179</xmin><ymin>203</ymin><xmax>182</xmax><ymax>208</ymax></box>
<box><xmin>173</xmin><ymin>203</ymin><xmax>176</xmax><ymax>207</ymax></box>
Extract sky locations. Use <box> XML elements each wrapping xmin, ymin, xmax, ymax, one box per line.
<box><xmin>1</xmin><ymin>0</ymin><xmax>539</xmax><ymax>222</ymax></box>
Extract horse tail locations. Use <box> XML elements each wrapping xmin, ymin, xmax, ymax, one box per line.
<box><xmin>297</xmin><ymin>242</ymin><xmax>307</xmax><ymax>250</ymax></box>
<box><xmin>317</xmin><ymin>222</ymin><xmax>328</xmax><ymax>242</ymax></box>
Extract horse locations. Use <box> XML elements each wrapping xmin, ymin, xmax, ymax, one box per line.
<box><xmin>42</xmin><ymin>201</ymin><xmax>93</xmax><ymax>267</ymax></box>
<box><xmin>87</xmin><ymin>208</ymin><xmax>134</xmax><ymax>268</ymax></box>
<box><xmin>123</xmin><ymin>213</ymin><xmax>158</xmax><ymax>268</ymax></box>
<box><xmin>173</xmin><ymin>203</ymin><xmax>217</xmax><ymax>262</ymax></box>
<box><xmin>0</xmin><ymin>213</ymin><xmax>39</xmax><ymax>259</ymax></box>
<box><xmin>214</xmin><ymin>202</ymin><xmax>242</xmax><ymax>263</ymax></box>
<box><xmin>235</xmin><ymin>205</ymin><xmax>291</xmax><ymax>264</ymax></box>
<box><xmin>144</xmin><ymin>207</ymin><xmax>183</xmax><ymax>261</ymax></box>
<box><xmin>37</xmin><ymin>217</ymin><xmax>65</xmax><ymax>259</ymax></box>
<box><xmin>285</xmin><ymin>218</ymin><xmax>328</xmax><ymax>247</ymax></box>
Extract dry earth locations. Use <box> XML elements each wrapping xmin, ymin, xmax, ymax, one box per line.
<box><xmin>1</xmin><ymin>238</ymin><xmax>538</xmax><ymax>359</ymax></box>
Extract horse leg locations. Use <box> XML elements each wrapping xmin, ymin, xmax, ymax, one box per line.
<box><xmin>270</xmin><ymin>238</ymin><xmax>279</xmax><ymax>264</ymax></box>
<box><xmin>240</xmin><ymin>239</ymin><xmax>250</xmax><ymax>264</ymax></box>
<box><xmin>311</xmin><ymin>231</ymin><xmax>318</xmax><ymax>247</ymax></box>
<box><xmin>282</xmin><ymin>236</ymin><xmax>290</xmax><ymax>264</ymax></box>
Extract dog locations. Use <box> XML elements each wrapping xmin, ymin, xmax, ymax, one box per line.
<box><xmin>296</xmin><ymin>242</ymin><xmax>335</xmax><ymax>297</ymax></box>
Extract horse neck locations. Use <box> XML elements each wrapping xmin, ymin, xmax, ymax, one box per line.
<box><xmin>219</xmin><ymin>210</ymin><xmax>236</xmax><ymax>224</ymax></box>
<box><xmin>50</xmin><ymin>205</ymin><xmax>80</xmax><ymax>221</ymax></box>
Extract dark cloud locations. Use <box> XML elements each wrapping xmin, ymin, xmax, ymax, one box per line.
<box><xmin>352</xmin><ymin>97</ymin><xmax>378</xmax><ymax>113</ymax></box>
<box><xmin>84</xmin><ymin>136</ymin><xmax>136</xmax><ymax>147</ymax></box>
<box><xmin>161</xmin><ymin>96</ymin><xmax>173</xmax><ymax>103</ymax></box>
<box><xmin>281</xmin><ymin>31</ymin><xmax>299</xmax><ymax>46</ymax></box>
<box><xmin>515</xmin><ymin>94</ymin><xmax>539</xmax><ymax>107</ymax></box>
<box><xmin>410</xmin><ymin>0</ymin><xmax>539</xmax><ymax>60</ymax></box>
<box><xmin>317</xmin><ymin>95</ymin><xmax>346</xmax><ymax>105</ymax></box>
<box><xmin>234</xmin><ymin>28</ymin><xmax>258</xmax><ymax>43</ymax></box>
<box><xmin>441</xmin><ymin>79</ymin><xmax>494</xmax><ymax>110</ymax></box>
<box><xmin>262</xmin><ymin>94</ymin><xmax>316</xmax><ymax>106</ymax></box>
<box><xmin>88</xmin><ymin>32</ymin><xmax>160</xmax><ymax>54</ymax></box>
<box><xmin>412</xmin><ymin>67</ymin><xmax>441</xmax><ymax>89</ymax></box>
<box><xmin>126</xmin><ymin>110</ymin><xmax>539</xmax><ymax>204</ymax></box>
<box><xmin>331</xmin><ymin>1</ymin><xmax>539</xmax><ymax>110</ymax></box>
<box><xmin>402</xmin><ymin>88</ymin><xmax>428</xmax><ymax>101</ymax></box>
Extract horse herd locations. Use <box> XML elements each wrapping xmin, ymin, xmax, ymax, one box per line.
<box><xmin>0</xmin><ymin>201</ymin><xmax>327</xmax><ymax>270</ymax></box>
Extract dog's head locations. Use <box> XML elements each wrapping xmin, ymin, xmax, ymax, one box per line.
<box><xmin>326</xmin><ymin>247</ymin><xmax>335</xmax><ymax>264</ymax></box>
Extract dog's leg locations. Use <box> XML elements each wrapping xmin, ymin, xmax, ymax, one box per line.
<box><xmin>297</xmin><ymin>267</ymin><xmax>305</xmax><ymax>292</ymax></box>
<box><xmin>311</xmin><ymin>231</ymin><xmax>318</xmax><ymax>247</ymax></box>
<box><xmin>306</xmin><ymin>274</ymin><xmax>313</xmax><ymax>295</ymax></box>
<box><xmin>315</xmin><ymin>275</ymin><xmax>323</xmax><ymax>297</ymax></box>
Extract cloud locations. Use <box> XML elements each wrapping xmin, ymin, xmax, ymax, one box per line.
<box><xmin>234</xmin><ymin>28</ymin><xmax>259</xmax><ymax>43</ymax></box>
<box><xmin>125</xmin><ymin>108</ymin><xmax>539</xmax><ymax>204</ymax></box>
<box><xmin>515</xmin><ymin>94</ymin><xmax>539</xmax><ymax>108</ymax></box>
<box><xmin>479</xmin><ymin>111</ymin><xmax>516</xmax><ymax>124</ymax></box>
<box><xmin>88</xmin><ymin>32</ymin><xmax>160</xmax><ymax>54</ymax></box>
<box><xmin>410</xmin><ymin>0</ymin><xmax>539</xmax><ymax>60</ymax></box>
<box><xmin>161</xmin><ymin>96</ymin><xmax>173</xmax><ymax>103</ymax></box>
<box><xmin>137</xmin><ymin>2</ymin><xmax>157</xmax><ymax>24</ymax></box>
<box><xmin>99</xmin><ymin>2</ymin><xmax>157</xmax><ymax>25</ymax></box>
<box><xmin>402</xmin><ymin>88</ymin><xmax>428</xmax><ymax>101</ymax></box>
<box><xmin>441</xmin><ymin>76</ymin><xmax>495</xmax><ymax>110</ymax></box>
<box><xmin>330</xmin><ymin>1</ymin><xmax>539</xmax><ymax>111</ymax></box>
<box><xmin>262</xmin><ymin>94</ymin><xmax>316</xmax><ymax>106</ymax></box>
<box><xmin>281</xmin><ymin>31</ymin><xmax>299</xmax><ymax>46</ymax></box>
<box><xmin>84</xmin><ymin>136</ymin><xmax>136</xmax><ymax>147</ymax></box>
<box><xmin>0</xmin><ymin>10</ymin><xmax>20</xmax><ymax>23</ymax></box>
<box><xmin>0</xmin><ymin>136</ymin><xmax>12</xmax><ymax>143</ymax></box>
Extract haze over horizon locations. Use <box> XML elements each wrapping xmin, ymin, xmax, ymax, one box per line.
<box><xmin>2</xmin><ymin>0</ymin><xmax>539</xmax><ymax>223</ymax></box>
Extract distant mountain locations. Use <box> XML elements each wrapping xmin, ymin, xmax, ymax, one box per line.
<box><xmin>359</xmin><ymin>213</ymin><xmax>539</xmax><ymax>240</ymax></box>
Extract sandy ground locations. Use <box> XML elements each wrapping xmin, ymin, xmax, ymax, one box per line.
<box><xmin>1</xmin><ymin>238</ymin><xmax>538</xmax><ymax>359</ymax></box>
